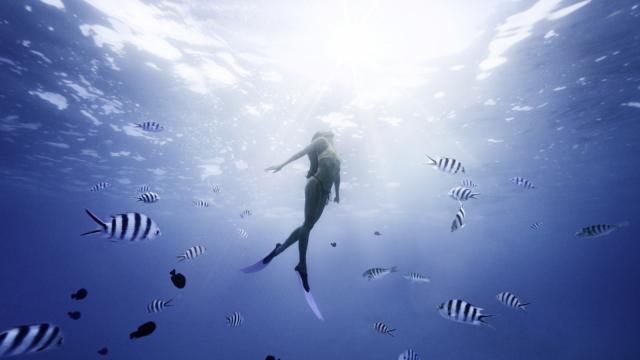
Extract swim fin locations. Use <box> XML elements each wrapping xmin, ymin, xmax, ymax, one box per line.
<box><xmin>303</xmin><ymin>289</ymin><xmax>324</xmax><ymax>321</ymax></box>
<box><xmin>240</xmin><ymin>243</ymin><xmax>281</xmax><ymax>273</ymax></box>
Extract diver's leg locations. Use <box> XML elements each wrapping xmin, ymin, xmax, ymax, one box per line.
<box><xmin>262</xmin><ymin>226</ymin><xmax>302</xmax><ymax>264</ymax></box>
<box><xmin>295</xmin><ymin>180</ymin><xmax>327</xmax><ymax>291</ymax></box>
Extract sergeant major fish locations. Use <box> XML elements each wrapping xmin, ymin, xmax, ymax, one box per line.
<box><xmin>496</xmin><ymin>292</ymin><xmax>530</xmax><ymax>311</ymax></box>
<box><xmin>511</xmin><ymin>176</ymin><xmax>535</xmax><ymax>189</ymax></box>
<box><xmin>226</xmin><ymin>312</ymin><xmax>244</xmax><ymax>327</ymax></box>
<box><xmin>81</xmin><ymin>209</ymin><xmax>161</xmax><ymax>242</ymax></box>
<box><xmin>135</xmin><ymin>121</ymin><xmax>164</xmax><ymax>132</ymax></box>
<box><xmin>90</xmin><ymin>182</ymin><xmax>111</xmax><ymax>192</ymax></box>
<box><xmin>448</xmin><ymin>186</ymin><xmax>479</xmax><ymax>201</ymax></box>
<box><xmin>426</xmin><ymin>155</ymin><xmax>465</xmax><ymax>174</ymax></box>
<box><xmin>438</xmin><ymin>299</ymin><xmax>493</xmax><ymax>327</ymax></box>
<box><xmin>575</xmin><ymin>222</ymin><xmax>629</xmax><ymax>237</ymax></box>
<box><xmin>373</xmin><ymin>321</ymin><xmax>396</xmax><ymax>336</ymax></box>
<box><xmin>451</xmin><ymin>206</ymin><xmax>466</xmax><ymax>232</ymax></box>
<box><xmin>147</xmin><ymin>299</ymin><xmax>173</xmax><ymax>313</ymax></box>
<box><xmin>177</xmin><ymin>246</ymin><xmax>206</xmax><ymax>262</ymax></box>
<box><xmin>136</xmin><ymin>192</ymin><xmax>160</xmax><ymax>203</ymax></box>
<box><xmin>363</xmin><ymin>266</ymin><xmax>397</xmax><ymax>281</ymax></box>
<box><xmin>403</xmin><ymin>272</ymin><xmax>430</xmax><ymax>283</ymax></box>
<box><xmin>398</xmin><ymin>349</ymin><xmax>421</xmax><ymax>360</ymax></box>
<box><xmin>0</xmin><ymin>323</ymin><xmax>64</xmax><ymax>357</ymax></box>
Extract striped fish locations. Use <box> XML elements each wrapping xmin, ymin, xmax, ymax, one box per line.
<box><xmin>81</xmin><ymin>209</ymin><xmax>161</xmax><ymax>242</ymax></box>
<box><xmin>177</xmin><ymin>245</ymin><xmax>206</xmax><ymax>262</ymax></box>
<box><xmin>137</xmin><ymin>185</ymin><xmax>151</xmax><ymax>193</ymax></box>
<box><xmin>147</xmin><ymin>299</ymin><xmax>173</xmax><ymax>313</ymax></box>
<box><xmin>362</xmin><ymin>266</ymin><xmax>397</xmax><ymax>281</ymax></box>
<box><xmin>193</xmin><ymin>200</ymin><xmax>209</xmax><ymax>208</ymax></box>
<box><xmin>403</xmin><ymin>272</ymin><xmax>430</xmax><ymax>283</ymax></box>
<box><xmin>529</xmin><ymin>222</ymin><xmax>543</xmax><ymax>230</ymax></box>
<box><xmin>136</xmin><ymin>192</ymin><xmax>160</xmax><ymax>203</ymax></box>
<box><xmin>438</xmin><ymin>299</ymin><xmax>493</xmax><ymax>327</ymax></box>
<box><xmin>398</xmin><ymin>349</ymin><xmax>421</xmax><ymax>360</ymax></box>
<box><xmin>461</xmin><ymin>179</ymin><xmax>478</xmax><ymax>188</ymax></box>
<box><xmin>237</xmin><ymin>228</ymin><xmax>248</xmax><ymax>239</ymax></box>
<box><xmin>426</xmin><ymin>155</ymin><xmax>465</xmax><ymax>174</ymax></box>
<box><xmin>575</xmin><ymin>222</ymin><xmax>628</xmax><ymax>237</ymax></box>
<box><xmin>496</xmin><ymin>292</ymin><xmax>529</xmax><ymax>311</ymax></box>
<box><xmin>451</xmin><ymin>206</ymin><xmax>466</xmax><ymax>232</ymax></box>
<box><xmin>448</xmin><ymin>186</ymin><xmax>479</xmax><ymax>201</ymax></box>
<box><xmin>210</xmin><ymin>183</ymin><xmax>221</xmax><ymax>193</ymax></box>
<box><xmin>511</xmin><ymin>176</ymin><xmax>535</xmax><ymax>189</ymax></box>
<box><xmin>373</xmin><ymin>322</ymin><xmax>395</xmax><ymax>336</ymax></box>
<box><xmin>0</xmin><ymin>324</ymin><xmax>64</xmax><ymax>357</ymax></box>
<box><xmin>226</xmin><ymin>312</ymin><xmax>244</xmax><ymax>327</ymax></box>
<box><xmin>240</xmin><ymin>209</ymin><xmax>252</xmax><ymax>218</ymax></box>
<box><xmin>89</xmin><ymin>182</ymin><xmax>111</xmax><ymax>192</ymax></box>
<box><xmin>136</xmin><ymin>121</ymin><xmax>164</xmax><ymax>132</ymax></box>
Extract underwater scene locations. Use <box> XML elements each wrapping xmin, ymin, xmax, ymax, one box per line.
<box><xmin>1</xmin><ymin>0</ymin><xmax>639</xmax><ymax>359</ymax></box>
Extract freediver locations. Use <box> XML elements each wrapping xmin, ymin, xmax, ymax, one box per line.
<box><xmin>241</xmin><ymin>131</ymin><xmax>341</xmax><ymax>319</ymax></box>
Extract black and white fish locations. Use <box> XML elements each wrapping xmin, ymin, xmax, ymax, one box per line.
<box><xmin>398</xmin><ymin>349</ymin><xmax>421</xmax><ymax>360</ymax></box>
<box><xmin>510</xmin><ymin>176</ymin><xmax>535</xmax><ymax>189</ymax></box>
<box><xmin>373</xmin><ymin>322</ymin><xmax>395</xmax><ymax>336</ymax></box>
<box><xmin>426</xmin><ymin>155</ymin><xmax>465</xmax><ymax>174</ymax></box>
<box><xmin>193</xmin><ymin>199</ymin><xmax>209</xmax><ymax>208</ymax></box>
<box><xmin>237</xmin><ymin>228</ymin><xmax>248</xmax><ymax>239</ymax></box>
<box><xmin>71</xmin><ymin>288</ymin><xmax>87</xmax><ymax>300</ymax></box>
<box><xmin>461</xmin><ymin>179</ymin><xmax>478</xmax><ymax>188</ymax></box>
<box><xmin>448</xmin><ymin>186</ymin><xmax>479</xmax><ymax>201</ymax></box>
<box><xmin>529</xmin><ymin>222</ymin><xmax>543</xmax><ymax>230</ymax></box>
<box><xmin>240</xmin><ymin>209</ymin><xmax>252</xmax><ymax>218</ymax></box>
<box><xmin>147</xmin><ymin>299</ymin><xmax>173</xmax><ymax>313</ymax></box>
<box><xmin>403</xmin><ymin>272</ymin><xmax>431</xmax><ymax>283</ymax></box>
<box><xmin>362</xmin><ymin>266</ymin><xmax>397</xmax><ymax>281</ymax></box>
<box><xmin>137</xmin><ymin>184</ymin><xmax>151</xmax><ymax>193</ymax></box>
<box><xmin>451</xmin><ymin>206</ymin><xmax>466</xmax><ymax>232</ymax></box>
<box><xmin>438</xmin><ymin>299</ymin><xmax>493</xmax><ymax>327</ymax></box>
<box><xmin>177</xmin><ymin>245</ymin><xmax>206</xmax><ymax>262</ymax></box>
<box><xmin>0</xmin><ymin>323</ymin><xmax>64</xmax><ymax>357</ymax></box>
<box><xmin>575</xmin><ymin>222</ymin><xmax>629</xmax><ymax>237</ymax></box>
<box><xmin>210</xmin><ymin>183</ymin><xmax>221</xmax><ymax>193</ymax></box>
<box><xmin>496</xmin><ymin>292</ymin><xmax>529</xmax><ymax>311</ymax></box>
<box><xmin>81</xmin><ymin>209</ymin><xmax>161</xmax><ymax>242</ymax></box>
<box><xmin>136</xmin><ymin>192</ymin><xmax>160</xmax><ymax>203</ymax></box>
<box><xmin>90</xmin><ymin>182</ymin><xmax>111</xmax><ymax>192</ymax></box>
<box><xmin>135</xmin><ymin>121</ymin><xmax>164</xmax><ymax>132</ymax></box>
<box><xmin>226</xmin><ymin>312</ymin><xmax>244</xmax><ymax>327</ymax></box>
<box><xmin>129</xmin><ymin>321</ymin><xmax>156</xmax><ymax>339</ymax></box>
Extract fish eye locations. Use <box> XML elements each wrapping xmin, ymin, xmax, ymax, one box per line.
<box><xmin>155</xmin><ymin>230</ymin><xmax>161</xmax><ymax>235</ymax></box>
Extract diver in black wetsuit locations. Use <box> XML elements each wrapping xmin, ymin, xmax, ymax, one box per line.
<box><xmin>261</xmin><ymin>131</ymin><xmax>341</xmax><ymax>292</ymax></box>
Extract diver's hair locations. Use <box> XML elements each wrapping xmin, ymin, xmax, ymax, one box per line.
<box><xmin>307</xmin><ymin>131</ymin><xmax>333</xmax><ymax>178</ymax></box>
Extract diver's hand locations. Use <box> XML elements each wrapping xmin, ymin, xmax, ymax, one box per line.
<box><xmin>334</xmin><ymin>195</ymin><xmax>340</xmax><ymax>204</ymax></box>
<box><xmin>265</xmin><ymin>164</ymin><xmax>283</xmax><ymax>173</ymax></box>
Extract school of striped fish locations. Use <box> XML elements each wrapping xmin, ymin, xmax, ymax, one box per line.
<box><xmin>2</xmin><ymin>150</ymin><xmax>629</xmax><ymax>360</ymax></box>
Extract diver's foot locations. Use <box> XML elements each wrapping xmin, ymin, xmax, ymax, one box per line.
<box><xmin>294</xmin><ymin>264</ymin><xmax>310</xmax><ymax>292</ymax></box>
<box><xmin>262</xmin><ymin>243</ymin><xmax>281</xmax><ymax>264</ymax></box>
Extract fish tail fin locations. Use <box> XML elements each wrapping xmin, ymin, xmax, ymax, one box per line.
<box><xmin>425</xmin><ymin>155</ymin><xmax>437</xmax><ymax>165</ymax></box>
<box><xmin>177</xmin><ymin>256</ymin><xmax>186</xmax><ymax>262</ymax></box>
<box><xmin>170</xmin><ymin>269</ymin><xmax>176</xmax><ymax>275</ymax></box>
<box><xmin>519</xmin><ymin>303</ymin><xmax>530</xmax><ymax>311</ymax></box>
<box><xmin>471</xmin><ymin>193</ymin><xmax>480</xmax><ymax>199</ymax></box>
<box><xmin>71</xmin><ymin>294</ymin><xmax>77</xmax><ymax>300</ymax></box>
<box><xmin>84</xmin><ymin>209</ymin><xmax>107</xmax><ymax>233</ymax></box>
<box><xmin>165</xmin><ymin>299</ymin><xmax>174</xmax><ymax>306</ymax></box>
<box><xmin>618</xmin><ymin>221</ymin><xmax>630</xmax><ymax>228</ymax></box>
<box><xmin>390</xmin><ymin>266</ymin><xmax>398</xmax><ymax>273</ymax></box>
<box><xmin>388</xmin><ymin>329</ymin><xmax>396</xmax><ymax>337</ymax></box>
<box><xmin>479</xmin><ymin>314</ymin><xmax>496</xmax><ymax>329</ymax></box>
<box><xmin>80</xmin><ymin>229</ymin><xmax>103</xmax><ymax>236</ymax></box>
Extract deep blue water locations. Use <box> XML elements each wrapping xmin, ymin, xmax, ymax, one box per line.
<box><xmin>1</xmin><ymin>0</ymin><xmax>640</xmax><ymax>359</ymax></box>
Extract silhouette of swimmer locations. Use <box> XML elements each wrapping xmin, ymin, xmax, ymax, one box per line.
<box><xmin>242</xmin><ymin>131</ymin><xmax>340</xmax><ymax>320</ymax></box>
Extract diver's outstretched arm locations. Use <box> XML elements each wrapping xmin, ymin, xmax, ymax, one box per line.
<box><xmin>266</xmin><ymin>138</ymin><xmax>328</xmax><ymax>173</ymax></box>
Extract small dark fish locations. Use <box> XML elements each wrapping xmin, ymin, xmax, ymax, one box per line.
<box><xmin>265</xmin><ymin>356</ymin><xmax>280</xmax><ymax>360</ymax></box>
<box><xmin>330</xmin><ymin>242</ymin><xmax>337</xmax><ymax>247</ymax></box>
<box><xmin>129</xmin><ymin>321</ymin><xmax>156</xmax><ymax>339</ymax></box>
<box><xmin>97</xmin><ymin>347</ymin><xmax>109</xmax><ymax>356</ymax></box>
<box><xmin>71</xmin><ymin>288</ymin><xmax>88</xmax><ymax>300</ymax></box>
<box><xmin>374</xmin><ymin>231</ymin><xmax>382</xmax><ymax>236</ymax></box>
<box><xmin>67</xmin><ymin>311</ymin><xmax>81</xmax><ymax>320</ymax></box>
<box><xmin>170</xmin><ymin>269</ymin><xmax>186</xmax><ymax>289</ymax></box>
